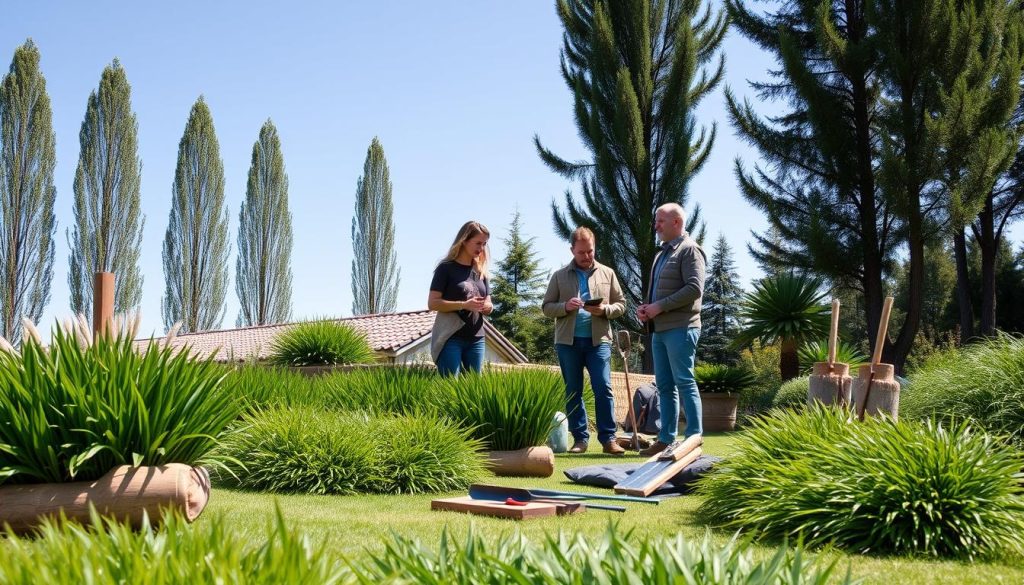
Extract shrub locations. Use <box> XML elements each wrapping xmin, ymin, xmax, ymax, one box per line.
<box><xmin>772</xmin><ymin>378</ymin><xmax>809</xmax><ymax>409</ymax></box>
<box><xmin>694</xmin><ymin>363</ymin><xmax>757</xmax><ymax>394</ymax></box>
<box><xmin>0</xmin><ymin>508</ymin><xmax>344</xmax><ymax>584</ymax></box>
<box><xmin>268</xmin><ymin>320</ymin><xmax>375</xmax><ymax>367</ymax></box>
<box><xmin>797</xmin><ymin>340</ymin><xmax>867</xmax><ymax>375</ymax></box>
<box><xmin>0</xmin><ymin>329</ymin><xmax>240</xmax><ymax>485</ymax></box>
<box><xmin>216</xmin><ymin>407</ymin><xmax>483</xmax><ymax>494</ymax></box>
<box><xmin>902</xmin><ymin>333</ymin><xmax>1024</xmax><ymax>445</ymax></box>
<box><xmin>698</xmin><ymin>407</ymin><xmax>1024</xmax><ymax>558</ymax></box>
<box><xmin>350</xmin><ymin>525</ymin><xmax>852</xmax><ymax>584</ymax></box>
<box><xmin>435</xmin><ymin>368</ymin><xmax>563</xmax><ymax>451</ymax></box>
<box><xmin>315</xmin><ymin>365</ymin><xmax>439</xmax><ymax>414</ymax></box>
<box><xmin>736</xmin><ymin>341</ymin><xmax>782</xmax><ymax>415</ymax></box>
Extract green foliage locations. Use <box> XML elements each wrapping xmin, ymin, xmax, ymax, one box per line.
<box><xmin>0</xmin><ymin>508</ymin><xmax>344</xmax><ymax>584</ymax></box>
<box><xmin>736</xmin><ymin>341</ymin><xmax>782</xmax><ymax>415</ymax></box>
<box><xmin>216</xmin><ymin>407</ymin><xmax>483</xmax><ymax>495</ymax></box>
<box><xmin>699</xmin><ymin>407</ymin><xmax>1024</xmax><ymax>558</ymax></box>
<box><xmin>0</xmin><ymin>40</ymin><xmax>56</xmax><ymax>345</ymax></box>
<box><xmin>734</xmin><ymin>273</ymin><xmax>830</xmax><ymax>348</ymax></box>
<box><xmin>224</xmin><ymin>364</ymin><xmax>325</xmax><ymax>411</ymax></box>
<box><xmin>902</xmin><ymin>334</ymin><xmax>1024</xmax><ymax>445</ymax></box>
<box><xmin>236</xmin><ymin>119</ymin><xmax>293</xmax><ymax>326</ymax></box>
<box><xmin>693</xmin><ymin>364</ymin><xmax>756</xmax><ymax>394</ymax></box>
<box><xmin>162</xmin><ymin>96</ymin><xmax>230</xmax><ymax>333</ymax></box>
<box><xmin>352</xmin><ymin>525</ymin><xmax>851</xmax><ymax>585</ymax></box>
<box><xmin>268</xmin><ymin>320</ymin><xmax>376</xmax><ymax>367</ymax></box>
<box><xmin>315</xmin><ymin>365</ymin><xmax>437</xmax><ymax>414</ymax></box>
<box><xmin>351</xmin><ymin>137</ymin><xmax>400</xmax><ymax>315</ymax></box>
<box><xmin>700</xmin><ymin>234</ymin><xmax>744</xmax><ymax>364</ymax></box>
<box><xmin>797</xmin><ymin>340</ymin><xmax>867</xmax><ymax>375</ymax></box>
<box><xmin>68</xmin><ymin>58</ymin><xmax>144</xmax><ymax>316</ymax></box>
<box><xmin>0</xmin><ymin>329</ymin><xmax>240</xmax><ymax>484</ymax></box>
<box><xmin>772</xmin><ymin>378</ymin><xmax>809</xmax><ymax>410</ymax></box>
<box><xmin>435</xmin><ymin>368</ymin><xmax>563</xmax><ymax>451</ymax></box>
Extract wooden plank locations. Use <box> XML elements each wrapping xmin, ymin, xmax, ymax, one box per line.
<box><xmin>430</xmin><ymin>496</ymin><xmax>560</xmax><ymax>520</ymax></box>
<box><xmin>613</xmin><ymin>447</ymin><xmax>702</xmax><ymax>497</ymax></box>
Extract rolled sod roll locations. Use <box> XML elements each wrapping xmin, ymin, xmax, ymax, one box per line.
<box><xmin>486</xmin><ymin>446</ymin><xmax>555</xmax><ymax>478</ymax></box>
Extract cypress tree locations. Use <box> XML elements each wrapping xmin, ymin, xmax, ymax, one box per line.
<box><xmin>537</xmin><ymin>0</ymin><xmax>725</xmax><ymax>370</ymax></box>
<box><xmin>0</xmin><ymin>40</ymin><xmax>55</xmax><ymax>344</ymax></box>
<box><xmin>67</xmin><ymin>59</ymin><xmax>145</xmax><ymax>315</ymax></box>
<box><xmin>351</xmin><ymin>137</ymin><xmax>399</xmax><ymax>315</ymax></box>
<box><xmin>699</xmin><ymin>234</ymin><xmax>743</xmax><ymax>365</ymax></box>
<box><xmin>490</xmin><ymin>210</ymin><xmax>553</xmax><ymax>362</ymax></box>
<box><xmin>236</xmin><ymin>119</ymin><xmax>293</xmax><ymax>326</ymax></box>
<box><xmin>162</xmin><ymin>97</ymin><xmax>230</xmax><ymax>333</ymax></box>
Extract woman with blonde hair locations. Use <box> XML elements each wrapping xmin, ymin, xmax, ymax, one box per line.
<box><xmin>428</xmin><ymin>221</ymin><xmax>493</xmax><ymax>376</ymax></box>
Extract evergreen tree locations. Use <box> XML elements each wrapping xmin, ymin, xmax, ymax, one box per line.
<box><xmin>162</xmin><ymin>97</ymin><xmax>230</xmax><ymax>333</ymax></box>
<box><xmin>0</xmin><ymin>40</ymin><xmax>55</xmax><ymax>344</ymax></box>
<box><xmin>351</xmin><ymin>137</ymin><xmax>399</xmax><ymax>315</ymax></box>
<box><xmin>490</xmin><ymin>211</ymin><xmax>553</xmax><ymax>362</ymax></box>
<box><xmin>536</xmin><ymin>0</ymin><xmax>725</xmax><ymax>370</ymax></box>
<box><xmin>698</xmin><ymin>234</ymin><xmax>743</xmax><ymax>365</ymax></box>
<box><xmin>67</xmin><ymin>59</ymin><xmax>145</xmax><ymax>315</ymax></box>
<box><xmin>236</xmin><ymin>119</ymin><xmax>293</xmax><ymax>326</ymax></box>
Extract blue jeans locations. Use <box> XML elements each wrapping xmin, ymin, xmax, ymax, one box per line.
<box><xmin>436</xmin><ymin>336</ymin><xmax>484</xmax><ymax>377</ymax></box>
<box><xmin>555</xmin><ymin>338</ymin><xmax>616</xmax><ymax>445</ymax></box>
<box><xmin>651</xmin><ymin>327</ymin><xmax>701</xmax><ymax>442</ymax></box>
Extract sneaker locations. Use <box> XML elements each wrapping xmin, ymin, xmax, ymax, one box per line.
<box><xmin>568</xmin><ymin>439</ymin><xmax>588</xmax><ymax>453</ymax></box>
<box><xmin>638</xmin><ymin>440</ymin><xmax>671</xmax><ymax>457</ymax></box>
<box><xmin>602</xmin><ymin>441</ymin><xmax>626</xmax><ymax>456</ymax></box>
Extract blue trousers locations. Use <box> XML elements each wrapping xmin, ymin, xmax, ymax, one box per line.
<box><xmin>651</xmin><ymin>326</ymin><xmax>701</xmax><ymax>442</ymax></box>
<box><xmin>436</xmin><ymin>336</ymin><xmax>484</xmax><ymax>377</ymax></box>
<box><xmin>555</xmin><ymin>338</ymin><xmax>616</xmax><ymax>445</ymax></box>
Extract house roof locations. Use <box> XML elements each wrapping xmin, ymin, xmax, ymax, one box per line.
<box><xmin>133</xmin><ymin>310</ymin><xmax>528</xmax><ymax>364</ymax></box>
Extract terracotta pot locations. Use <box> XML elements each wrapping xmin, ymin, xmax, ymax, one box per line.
<box><xmin>699</xmin><ymin>392</ymin><xmax>739</xmax><ymax>432</ymax></box>
<box><xmin>485</xmin><ymin>446</ymin><xmax>555</xmax><ymax>478</ymax></box>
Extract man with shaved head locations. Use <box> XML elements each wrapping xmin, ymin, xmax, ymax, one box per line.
<box><xmin>636</xmin><ymin>203</ymin><xmax>707</xmax><ymax>455</ymax></box>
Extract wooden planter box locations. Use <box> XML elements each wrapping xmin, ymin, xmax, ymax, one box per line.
<box><xmin>679</xmin><ymin>392</ymin><xmax>739</xmax><ymax>432</ymax></box>
<box><xmin>485</xmin><ymin>446</ymin><xmax>554</xmax><ymax>478</ymax></box>
<box><xmin>0</xmin><ymin>464</ymin><xmax>210</xmax><ymax>534</ymax></box>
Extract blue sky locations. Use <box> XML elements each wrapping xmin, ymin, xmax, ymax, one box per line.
<box><xmin>2</xmin><ymin>1</ymin><xmax>778</xmax><ymax>338</ymax></box>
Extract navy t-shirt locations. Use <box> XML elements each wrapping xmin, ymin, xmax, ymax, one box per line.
<box><xmin>430</xmin><ymin>260</ymin><xmax>489</xmax><ymax>339</ymax></box>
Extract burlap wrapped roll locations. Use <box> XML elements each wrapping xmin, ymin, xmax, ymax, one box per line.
<box><xmin>808</xmin><ymin>362</ymin><xmax>853</xmax><ymax>407</ymax></box>
<box><xmin>852</xmin><ymin>363</ymin><xmax>900</xmax><ymax>419</ymax></box>
<box><xmin>0</xmin><ymin>464</ymin><xmax>210</xmax><ymax>534</ymax></box>
<box><xmin>486</xmin><ymin>446</ymin><xmax>555</xmax><ymax>477</ymax></box>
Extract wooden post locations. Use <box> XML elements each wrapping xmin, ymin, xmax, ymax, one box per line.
<box><xmin>93</xmin><ymin>272</ymin><xmax>115</xmax><ymax>336</ymax></box>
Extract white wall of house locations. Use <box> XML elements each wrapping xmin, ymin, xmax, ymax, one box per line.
<box><xmin>391</xmin><ymin>337</ymin><xmax>516</xmax><ymax>365</ymax></box>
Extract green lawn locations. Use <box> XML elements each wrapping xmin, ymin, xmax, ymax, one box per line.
<box><xmin>205</xmin><ymin>433</ymin><xmax>1024</xmax><ymax>584</ymax></box>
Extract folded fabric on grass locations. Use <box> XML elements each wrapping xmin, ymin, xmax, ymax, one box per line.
<box><xmin>563</xmin><ymin>455</ymin><xmax>721</xmax><ymax>495</ymax></box>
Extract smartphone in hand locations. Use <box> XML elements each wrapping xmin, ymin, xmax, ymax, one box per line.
<box><xmin>584</xmin><ymin>297</ymin><xmax>604</xmax><ymax>306</ymax></box>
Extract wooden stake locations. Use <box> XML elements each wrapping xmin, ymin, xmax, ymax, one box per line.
<box><xmin>858</xmin><ymin>296</ymin><xmax>894</xmax><ymax>421</ymax></box>
<box><xmin>827</xmin><ymin>299</ymin><xmax>840</xmax><ymax>367</ymax></box>
<box><xmin>92</xmin><ymin>272</ymin><xmax>115</xmax><ymax>336</ymax></box>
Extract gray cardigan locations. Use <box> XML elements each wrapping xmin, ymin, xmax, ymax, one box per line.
<box><xmin>648</xmin><ymin>233</ymin><xmax>706</xmax><ymax>332</ymax></box>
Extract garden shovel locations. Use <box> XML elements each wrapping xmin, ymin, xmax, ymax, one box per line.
<box><xmin>615</xmin><ymin>329</ymin><xmax>641</xmax><ymax>452</ymax></box>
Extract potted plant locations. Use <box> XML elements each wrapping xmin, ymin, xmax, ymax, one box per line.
<box><xmin>692</xmin><ymin>364</ymin><xmax>757</xmax><ymax>431</ymax></box>
<box><xmin>268</xmin><ymin>319</ymin><xmax>377</xmax><ymax>375</ymax></box>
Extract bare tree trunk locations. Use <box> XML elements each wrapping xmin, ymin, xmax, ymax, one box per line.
<box><xmin>953</xmin><ymin>230</ymin><xmax>975</xmax><ymax>340</ymax></box>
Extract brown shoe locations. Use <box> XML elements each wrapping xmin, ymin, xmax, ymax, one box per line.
<box><xmin>602</xmin><ymin>441</ymin><xmax>626</xmax><ymax>456</ymax></box>
<box><xmin>638</xmin><ymin>440</ymin><xmax>671</xmax><ymax>457</ymax></box>
<box><xmin>568</xmin><ymin>439</ymin><xmax>588</xmax><ymax>453</ymax></box>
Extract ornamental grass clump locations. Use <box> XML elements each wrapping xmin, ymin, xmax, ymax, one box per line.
<box><xmin>268</xmin><ymin>319</ymin><xmax>375</xmax><ymax>367</ymax></box>
<box><xmin>435</xmin><ymin>368</ymin><xmax>563</xmax><ymax>451</ymax></box>
<box><xmin>693</xmin><ymin>364</ymin><xmax>757</xmax><ymax>394</ymax></box>
<box><xmin>216</xmin><ymin>407</ymin><xmax>483</xmax><ymax>494</ymax></box>
<box><xmin>315</xmin><ymin>365</ymin><xmax>439</xmax><ymax>414</ymax></box>
<box><xmin>0</xmin><ymin>328</ymin><xmax>240</xmax><ymax>485</ymax></box>
<box><xmin>225</xmin><ymin>363</ymin><xmax>327</xmax><ymax>410</ymax></box>
<box><xmin>698</xmin><ymin>406</ymin><xmax>1024</xmax><ymax>558</ymax></box>
<box><xmin>798</xmin><ymin>340</ymin><xmax>867</xmax><ymax>375</ymax></box>
<box><xmin>902</xmin><ymin>333</ymin><xmax>1024</xmax><ymax>444</ymax></box>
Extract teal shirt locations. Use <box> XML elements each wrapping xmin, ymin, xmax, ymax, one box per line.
<box><xmin>573</xmin><ymin>268</ymin><xmax>593</xmax><ymax>338</ymax></box>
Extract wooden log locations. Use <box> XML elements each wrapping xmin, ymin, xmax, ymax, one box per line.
<box><xmin>852</xmin><ymin>363</ymin><xmax>900</xmax><ymax>419</ymax></box>
<box><xmin>92</xmin><ymin>272</ymin><xmax>115</xmax><ymax>336</ymax></box>
<box><xmin>808</xmin><ymin>362</ymin><xmax>852</xmax><ymax>407</ymax></box>
<box><xmin>0</xmin><ymin>464</ymin><xmax>210</xmax><ymax>534</ymax></box>
<box><xmin>485</xmin><ymin>446</ymin><xmax>555</xmax><ymax>478</ymax></box>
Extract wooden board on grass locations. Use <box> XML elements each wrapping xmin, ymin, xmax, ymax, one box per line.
<box><xmin>431</xmin><ymin>496</ymin><xmax>576</xmax><ymax>520</ymax></box>
<box><xmin>613</xmin><ymin>434</ymin><xmax>703</xmax><ymax>497</ymax></box>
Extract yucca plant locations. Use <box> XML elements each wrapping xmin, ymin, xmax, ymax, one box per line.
<box><xmin>315</xmin><ymin>365</ymin><xmax>439</xmax><ymax>414</ymax></box>
<box><xmin>435</xmin><ymin>369</ymin><xmax>563</xmax><ymax>451</ymax></box>
<box><xmin>0</xmin><ymin>327</ymin><xmax>240</xmax><ymax>484</ymax></box>
<box><xmin>350</xmin><ymin>525</ymin><xmax>852</xmax><ymax>585</ymax></box>
<box><xmin>693</xmin><ymin>364</ymin><xmax>757</xmax><ymax>394</ymax></box>
<box><xmin>798</xmin><ymin>340</ymin><xmax>867</xmax><ymax>375</ymax></box>
<box><xmin>698</xmin><ymin>407</ymin><xmax>1024</xmax><ymax>558</ymax></box>
<box><xmin>268</xmin><ymin>320</ymin><xmax>376</xmax><ymax>367</ymax></box>
<box><xmin>733</xmin><ymin>273</ymin><xmax>830</xmax><ymax>381</ymax></box>
<box><xmin>902</xmin><ymin>333</ymin><xmax>1024</xmax><ymax>445</ymax></box>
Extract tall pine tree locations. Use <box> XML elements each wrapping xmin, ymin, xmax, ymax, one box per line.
<box><xmin>162</xmin><ymin>97</ymin><xmax>230</xmax><ymax>333</ymax></box>
<box><xmin>351</xmin><ymin>137</ymin><xmax>399</xmax><ymax>315</ymax></box>
<box><xmin>490</xmin><ymin>210</ymin><xmax>553</xmax><ymax>362</ymax></box>
<box><xmin>698</xmin><ymin>234</ymin><xmax>743</xmax><ymax>365</ymax></box>
<box><xmin>0</xmin><ymin>40</ymin><xmax>55</xmax><ymax>344</ymax></box>
<box><xmin>536</xmin><ymin>0</ymin><xmax>725</xmax><ymax>370</ymax></box>
<box><xmin>236</xmin><ymin>119</ymin><xmax>293</xmax><ymax>326</ymax></box>
<box><xmin>67</xmin><ymin>59</ymin><xmax>145</xmax><ymax>315</ymax></box>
